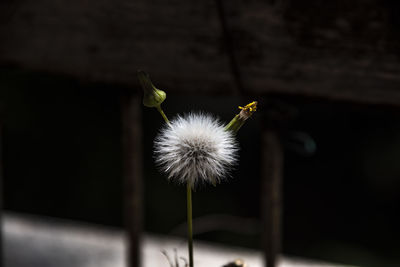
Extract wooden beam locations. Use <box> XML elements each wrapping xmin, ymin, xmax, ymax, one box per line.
<box><xmin>261</xmin><ymin>129</ymin><xmax>283</xmax><ymax>267</ymax></box>
<box><xmin>2</xmin><ymin>1</ymin><xmax>400</xmax><ymax>105</ymax></box>
<box><xmin>0</xmin><ymin>0</ymin><xmax>234</xmax><ymax>95</ymax></box>
<box><xmin>0</xmin><ymin>123</ymin><xmax>3</xmax><ymax>267</ymax></box>
<box><xmin>121</xmin><ymin>93</ymin><xmax>143</xmax><ymax>267</ymax></box>
<box><xmin>221</xmin><ymin>0</ymin><xmax>400</xmax><ymax>105</ymax></box>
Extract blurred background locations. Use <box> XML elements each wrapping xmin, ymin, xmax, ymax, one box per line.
<box><xmin>2</xmin><ymin>0</ymin><xmax>400</xmax><ymax>267</ymax></box>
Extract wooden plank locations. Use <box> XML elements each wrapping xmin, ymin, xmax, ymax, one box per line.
<box><xmin>222</xmin><ymin>0</ymin><xmax>400</xmax><ymax>104</ymax></box>
<box><xmin>0</xmin><ymin>123</ymin><xmax>3</xmax><ymax>267</ymax></box>
<box><xmin>0</xmin><ymin>0</ymin><xmax>234</xmax><ymax>94</ymax></box>
<box><xmin>121</xmin><ymin>93</ymin><xmax>143</xmax><ymax>267</ymax></box>
<box><xmin>3</xmin><ymin>212</ymin><xmax>357</xmax><ymax>267</ymax></box>
<box><xmin>2</xmin><ymin>0</ymin><xmax>400</xmax><ymax>104</ymax></box>
<box><xmin>261</xmin><ymin>129</ymin><xmax>283</xmax><ymax>267</ymax></box>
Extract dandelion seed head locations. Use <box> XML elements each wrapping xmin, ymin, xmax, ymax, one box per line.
<box><xmin>154</xmin><ymin>113</ymin><xmax>239</xmax><ymax>187</ymax></box>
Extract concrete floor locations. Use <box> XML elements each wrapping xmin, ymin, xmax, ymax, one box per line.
<box><xmin>2</xmin><ymin>212</ymin><xmax>356</xmax><ymax>267</ymax></box>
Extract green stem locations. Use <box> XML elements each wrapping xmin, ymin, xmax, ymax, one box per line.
<box><xmin>186</xmin><ymin>183</ymin><xmax>194</xmax><ymax>267</ymax></box>
<box><xmin>156</xmin><ymin>105</ymin><xmax>170</xmax><ymax>124</ymax></box>
<box><xmin>224</xmin><ymin>114</ymin><xmax>244</xmax><ymax>133</ymax></box>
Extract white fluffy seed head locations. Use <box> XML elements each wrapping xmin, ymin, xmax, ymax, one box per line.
<box><xmin>154</xmin><ymin>113</ymin><xmax>239</xmax><ymax>187</ymax></box>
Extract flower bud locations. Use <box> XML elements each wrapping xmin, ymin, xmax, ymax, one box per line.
<box><xmin>137</xmin><ymin>70</ymin><xmax>166</xmax><ymax>108</ymax></box>
<box><xmin>225</xmin><ymin>101</ymin><xmax>257</xmax><ymax>133</ymax></box>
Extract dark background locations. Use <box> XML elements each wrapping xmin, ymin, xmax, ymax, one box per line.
<box><xmin>1</xmin><ymin>68</ymin><xmax>400</xmax><ymax>267</ymax></box>
<box><xmin>2</xmin><ymin>0</ymin><xmax>400</xmax><ymax>266</ymax></box>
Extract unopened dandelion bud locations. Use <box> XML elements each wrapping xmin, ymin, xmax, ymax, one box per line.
<box><xmin>225</xmin><ymin>101</ymin><xmax>257</xmax><ymax>133</ymax></box>
<box><xmin>137</xmin><ymin>70</ymin><xmax>166</xmax><ymax>108</ymax></box>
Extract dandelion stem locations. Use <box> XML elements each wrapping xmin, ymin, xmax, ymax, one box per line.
<box><xmin>224</xmin><ymin>114</ymin><xmax>244</xmax><ymax>133</ymax></box>
<box><xmin>186</xmin><ymin>183</ymin><xmax>194</xmax><ymax>267</ymax></box>
<box><xmin>156</xmin><ymin>105</ymin><xmax>170</xmax><ymax>125</ymax></box>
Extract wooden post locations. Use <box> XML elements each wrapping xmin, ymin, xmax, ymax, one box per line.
<box><xmin>0</xmin><ymin>123</ymin><xmax>3</xmax><ymax>267</ymax></box>
<box><xmin>122</xmin><ymin>93</ymin><xmax>143</xmax><ymax>267</ymax></box>
<box><xmin>261</xmin><ymin>129</ymin><xmax>283</xmax><ymax>267</ymax></box>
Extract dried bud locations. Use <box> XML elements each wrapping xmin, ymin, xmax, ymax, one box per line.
<box><xmin>225</xmin><ymin>101</ymin><xmax>257</xmax><ymax>133</ymax></box>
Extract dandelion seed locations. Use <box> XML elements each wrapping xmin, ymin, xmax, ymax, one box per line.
<box><xmin>154</xmin><ymin>113</ymin><xmax>239</xmax><ymax>188</ymax></box>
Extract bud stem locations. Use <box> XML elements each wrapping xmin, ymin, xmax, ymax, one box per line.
<box><xmin>224</xmin><ymin>114</ymin><xmax>245</xmax><ymax>133</ymax></box>
<box><xmin>156</xmin><ymin>105</ymin><xmax>170</xmax><ymax>125</ymax></box>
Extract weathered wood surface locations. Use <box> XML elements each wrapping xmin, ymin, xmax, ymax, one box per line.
<box><xmin>0</xmin><ymin>124</ymin><xmax>3</xmax><ymax>267</ymax></box>
<box><xmin>0</xmin><ymin>0</ymin><xmax>233</xmax><ymax>93</ymax></box>
<box><xmin>3</xmin><ymin>212</ymin><xmax>356</xmax><ymax>267</ymax></box>
<box><xmin>1</xmin><ymin>0</ymin><xmax>400</xmax><ymax>104</ymax></box>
